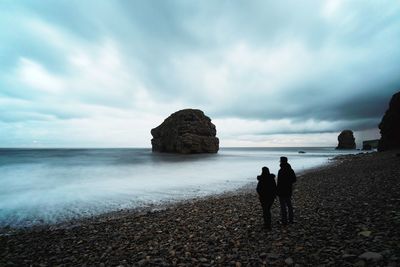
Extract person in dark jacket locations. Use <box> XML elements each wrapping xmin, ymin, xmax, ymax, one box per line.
<box><xmin>256</xmin><ymin>166</ymin><xmax>277</xmax><ymax>230</ymax></box>
<box><xmin>277</xmin><ymin>156</ymin><xmax>297</xmax><ymax>225</ymax></box>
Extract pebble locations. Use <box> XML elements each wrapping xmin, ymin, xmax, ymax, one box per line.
<box><xmin>341</xmin><ymin>254</ymin><xmax>356</xmax><ymax>259</ymax></box>
<box><xmin>358</xmin><ymin>230</ymin><xmax>372</xmax><ymax>237</ymax></box>
<box><xmin>285</xmin><ymin>257</ymin><xmax>294</xmax><ymax>265</ymax></box>
<box><xmin>354</xmin><ymin>260</ymin><xmax>366</xmax><ymax>267</ymax></box>
<box><xmin>199</xmin><ymin>257</ymin><xmax>208</xmax><ymax>263</ymax></box>
<box><xmin>137</xmin><ymin>259</ymin><xmax>147</xmax><ymax>266</ymax></box>
<box><xmin>267</xmin><ymin>253</ymin><xmax>279</xmax><ymax>259</ymax></box>
<box><xmin>358</xmin><ymin>251</ymin><xmax>383</xmax><ymax>261</ymax></box>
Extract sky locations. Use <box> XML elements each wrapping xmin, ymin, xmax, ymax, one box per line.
<box><xmin>1</xmin><ymin>0</ymin><xmax>400</xmax><ymax>148</ymax></box>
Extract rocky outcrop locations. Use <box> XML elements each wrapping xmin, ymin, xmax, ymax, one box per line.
<box><xmin>151</xmin><ymin>109</ymin><xmax>219</xmax><ymax>154</ymax></box>
<box><xmin>378</xmin><ymin>91</ymin><xmax>400</xmax><ymax>151</ymax></box>
<box><xmin>362</xmin><ymin>139</ymin><xmax>379</xmax><ymax>151</ymax></box>
<box><xmin>336</xmin><ymin>130</ymin><xmax>356</xmax><ymax>149</ymax></box>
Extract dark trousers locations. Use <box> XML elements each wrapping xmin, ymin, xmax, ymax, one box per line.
<box><xmin>260</xmin><ymin>199</ymin><xmax>274</xmax><ymax>227</ymax></box>
<box><xmin>279</xmin><ymin>196</ymin><xmax>293</xmax><ymax>224</ymax></box>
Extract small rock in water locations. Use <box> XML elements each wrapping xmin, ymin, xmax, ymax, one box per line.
<box><xmin>358</xmin><ymin>251</ymin><xmax>383</xmax><ymax>261</ymax></box>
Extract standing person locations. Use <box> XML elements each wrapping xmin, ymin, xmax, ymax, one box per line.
<box><xmin>277</xmin><ymin>157</ymin><xmax>297</xmax><ymax>225</ymax></box>
<box><xmin>256</xmin><ymin>167</ymin><xmax>277</xmax><ymax>230</ymax></box>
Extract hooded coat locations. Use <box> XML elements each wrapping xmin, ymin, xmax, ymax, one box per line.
<box><xmin>256</xmin><ymin>173</ymin><xmax>277</xmax><ymax>203</ymax></box>
<box><xmin>277</xmin><ymin>163</ymin><xmax>297</xmax><ymax>197</ymax></box>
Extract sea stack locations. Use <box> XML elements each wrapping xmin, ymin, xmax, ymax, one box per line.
<box><xmin>336</xmin><ymin>130</ymin><xmax>356</xmax><ymax>149</ymax></box>
<box><xmin>378</xmin><ymin>91</ymin><xmax>400</xmax><ymax>151</ymax></box>
<box><xmin>151</xmin><ymin>109</ymin><xmax>219</xmax><ymax>154</ymax></box>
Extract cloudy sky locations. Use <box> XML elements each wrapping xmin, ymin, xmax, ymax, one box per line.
<box><xmin>1</xmin><ymin>0</ymin><xmax>399</xmax><ymax>148</ymax></box>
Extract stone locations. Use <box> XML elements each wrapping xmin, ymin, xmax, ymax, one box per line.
<box><xmin>199</xmin><ymin>257</ymin><xmax>208</xmax><ymax>263</ymax></box>
<box><xmin>151</xmin><ymin>109</ymin><xmax>219</xmax><ymax>154</ymax></box>
<box><xmin>378</xmin><ymin>91</ymin><xmax>400</xmax><ymax>151</ymax></box>
<box><xmin>284</xmin><ymin>257</ymin><xmax>294</xmax><ymax>265</ymax></box>
<box><xmin>342</xmin><ymin>254</ymin><xmax>356</xmax><ymax>259</ymax></box>
<box><xmin>336</xmin><ymin>130</ymin><xmax>356</xmax><ymax>149</ymax></box>
<box><xmin>358</xmin><ymin>230</ymin><xmax>372</xmax><ymax>237</ymax></box>
<box><xmin>259</xmin><ymin>252</ymin><xmax>267</xmax><ymax>258</ymax></box>
<box><xmin>266</xmin><ymin>253</ymin><xmax>279</xmax><ymax>259</ymax></box>
<box><xmin>137</xmin><ymin>259</ymin><xmax>147</xmax><ymax>266</ymax></box>
<box><xmin>358</xmin><ymin>252</ymin><xmax>383</xmax><ymax>261</ymax></box>
<box><xmin>354</xmin><ymin>260</ymin><xmax>366</xmax><ymax>267</ymax></box>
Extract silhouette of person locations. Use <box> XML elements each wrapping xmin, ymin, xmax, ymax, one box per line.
<box><xmin>277</xmin><ymin>157</ymin><xmax>297</xmax><ymax>225</ymax></box>
<box><xmin>256</xmin><ymin>167</ymin><xmax>277</xmax><ymax>230</ymax></box>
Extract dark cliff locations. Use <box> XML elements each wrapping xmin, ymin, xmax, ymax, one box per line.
<box><xmin>378</xmin><ymin>91</ymin><xmax>400</xmax><ymax>151</ymax></box>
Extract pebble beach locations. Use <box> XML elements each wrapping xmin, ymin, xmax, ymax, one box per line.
<box><xmin>1</xmin><ymin>150</ymin><xmax>399</xmax><ymax>266</ymax></box>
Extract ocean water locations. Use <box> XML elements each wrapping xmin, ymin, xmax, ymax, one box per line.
<box><xmin>0</xmin><ymin>147</ymin><xmax>357</xmax><ymax>227</ymax></box>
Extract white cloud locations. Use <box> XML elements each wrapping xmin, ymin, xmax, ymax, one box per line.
<box><xmin>17</xmin><ymin>58</ymin><xmax>66</xmax><ymax>93</ymax></box>
<box><xmin>321</xmin><ymin>0</ymin><xmax>343</xmax><ymax>19</ymax></box>
<box><xmin>170</xmin><ymin>40</ymin><xmax>315</xmax><ymax>106</ymax></box>
<box><xmin>15</xmin><ymin>19</ymin><xmax>186</xmax><ymax>113</ymax></box>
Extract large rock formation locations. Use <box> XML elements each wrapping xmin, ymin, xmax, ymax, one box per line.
<box><xmin>378</xmin><ymin>91</ymin><xmax>400</xmax><ymax>151</ymax></box>
<box><xmin>336</xmin><ymin>130</ymin><xmax>356</xmax><ymax>149</ymax></box>
<box><xmin>151</xmin><ymin>109</ymin><xmax>219</xmax><ymax>154</ymax></box>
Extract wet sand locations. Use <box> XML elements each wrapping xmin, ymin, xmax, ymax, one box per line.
<box><xmin>1</xmin><ymin>151</ymin><xmax>399</xmax><ymax>266</ymax></box>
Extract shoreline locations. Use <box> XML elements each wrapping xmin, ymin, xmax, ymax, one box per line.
<box><xmin>0</xmin><ymin>146</ymin><xmax>339</xmax><ymax>233</ymax></box>
<box><xmin>0</xmin><ymin>156</ymin><xmax>335</xmax><ymax>236</ymax></box>
<box><xmin>1</xmin><ymin>151</ymin><xmax>399</xmax><ymax>266</ymax></box>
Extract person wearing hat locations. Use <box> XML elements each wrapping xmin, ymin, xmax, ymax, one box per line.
<box><xmin>277</xmin><ymin>156</ymin><xmax>297</xmax><ymax>225</ymax></box>
<box><xmin>256</xmin><ymin>166</ymin><xmax>277</xmax><ymax>230</ymax></box>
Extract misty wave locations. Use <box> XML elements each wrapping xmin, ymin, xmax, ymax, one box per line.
<box><xmin>0</xmin><ymin>147</ymin><xmax>357</xmax><ymax>227</ymax></box>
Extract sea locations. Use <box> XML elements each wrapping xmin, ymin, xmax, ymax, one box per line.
<box><xmin>0</xmin><ymin>147</ymin><xmax>358</xmax><ymax>228</ymax></box>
